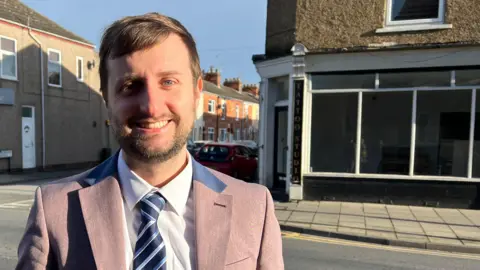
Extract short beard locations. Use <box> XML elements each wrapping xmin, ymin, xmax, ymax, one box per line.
<box><xmin>113</xmin><ymin>121</ymin><xmax>192</xmax><ymax>164</ymax></box>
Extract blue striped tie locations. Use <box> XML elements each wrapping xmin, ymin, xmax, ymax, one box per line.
<box><xmin>133</xmin><ymin>191</ymin><xmax>167</xmax><ymax>270</ymax></box>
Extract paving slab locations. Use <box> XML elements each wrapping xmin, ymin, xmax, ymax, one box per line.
<box><xmin>338</xmin><ymin>227</ymin><xmax>366</xmax><ymax>236</ymax></box>
<box><xmin>289</xmin><ymin>211</ymin><xmax>315</xmax><ymax>223</ymax></box>
<box><xmin>275</xmin><ymin>210</ymin><xmax>292</xmax><ymax>222</ymax></box>
<box><xmin>366</xmin><ymin>230</ymin><xmax>397</xmax><ymax>240</ymax></box>
<box><xmin>462</xmin><ymin>240</ymin><xmax>480</xmax><ymax>247</ymax></box>
<box><xmin>339</xmin><ymin>221</ymin><xmax>365</xmax><ymax>229</ymax></box>
<box><xmin>396</xmin><ymin>233</ymin><xmax>429</xmax><ymax>243</ymax></box>
<box><xmin>460</xmin><ymin>210</ymin><xmax>480</xmax><ymax>226</ymax></box>
<box><xmin>450</xmin><ymin>225</ymin><xmax>480</xmax><ymax>241</ymax></box>
<box><xmin>286</xmin><ymin>221</ymin><xmax>311</xmax><ymax>229</ymax></box>
<box><xmin>311</xmin><ymin>224</ymin><xmax>337</xmax><ymax>232</ymax></box>
<box><xmin>428</xmin><ymin>237</ymin><xmax>463</xmax><ymax>245</ymax></box>
<box><xmin>313</xmin><ymin>213</ymin><xmax>339</xmax><ymax>226</ymax></box>
<box><xmin>435</xmin><ymin>209</ymin><xmax>474</xmax><ymax>226</ymax></box>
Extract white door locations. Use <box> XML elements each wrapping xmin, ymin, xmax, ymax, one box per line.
<box><xmin>22</xmin><ymin>106</ymin><xmax>36</xmax><ymax>169</ymax></box>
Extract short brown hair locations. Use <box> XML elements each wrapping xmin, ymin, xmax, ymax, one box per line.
<box><xmin>99</xmin><ymin>12</ymin><xmax>201</xmax><ymax>102</ymax></box>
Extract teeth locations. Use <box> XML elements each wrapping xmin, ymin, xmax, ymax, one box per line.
<box><xmin>138</xmin><ymin>121</ymin><xmax>169</xmax><ymax>129</ymax></box>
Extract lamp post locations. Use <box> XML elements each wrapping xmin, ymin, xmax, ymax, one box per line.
<box><xmin>290</xmin><ymin>43</ymin><xmax>308</xmax><ymax>186</ymax></box>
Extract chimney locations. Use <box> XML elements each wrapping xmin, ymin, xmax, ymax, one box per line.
<box><xmin>223</xmin><ymin>77</ymin><xmax>242</xmax><ymax>92</ymax></box>
<box><xmin>242</xmin><ymin>84</ymin><xmax>259</xmax><ymax>97</ymax></box>
<box><xmin>203</xmin><ymin>66</ymin><xmax>221</xmax><ymax>87</ymax></box>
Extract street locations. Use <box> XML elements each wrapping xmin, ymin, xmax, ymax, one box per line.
<box><xmin>0</xmin><ymin>180</ymin><xmax>479</xmax><ymax>269</ymax></box>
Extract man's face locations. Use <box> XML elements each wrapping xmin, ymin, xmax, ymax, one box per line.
<box><xmin>106</xmin><ymin>34</ymin><xmax>202</xmax><ymax>163</ymax></box>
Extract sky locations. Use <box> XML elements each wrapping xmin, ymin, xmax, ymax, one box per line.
<box><xmin>21</xmin><ymin>0</ymin><xmax>267</xmax><ymax>84</ymax></box>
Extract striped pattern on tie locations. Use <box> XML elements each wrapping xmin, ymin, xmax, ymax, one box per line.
<box><xmin>133</xmin><ymin>192</ymin><xmax>167</xmax><ymax>270</ymax></box>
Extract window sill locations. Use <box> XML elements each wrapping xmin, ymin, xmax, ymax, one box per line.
<box><xmin>376</xmin><ymin>23</ymin><xmax>452</xmax><ymax>34</ymax></box>
<box><xmin>1</xmin><ymin>76</ymin><xmax>18</xmax><ymax>82</ymax></box>
<box><xmin>48</xmin><ymin>84</ymin><xmax>62</xmax><ymax>89</ymax></box>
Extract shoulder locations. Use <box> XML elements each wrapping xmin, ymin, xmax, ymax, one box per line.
<box><xmin>37</xmin><ymin>169</ymin><xmax>92</xmax><ymax>201</ymax></box>
<box><xmin>208</xmin><ymin>168</ymin><xmax>271</xmax><ymax>205</ymax></box>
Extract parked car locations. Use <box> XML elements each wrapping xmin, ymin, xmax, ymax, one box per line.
<box><xmin>195</xmin><ymin>142</ymin><xmax>258</xmax><ymax>182</ymax></box>
<box><xmin>234</xmin><ymin>140</ymin><xmax>258</xmax><ymax>156</ymax></box>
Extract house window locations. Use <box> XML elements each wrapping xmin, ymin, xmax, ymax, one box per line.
<box><xmin>0</xmin><ymin>36</ymin><xmax>17</xmax><ymax>79</ymax></box>
<box><xmin>208</xmin><ymin>100</ymin><xmax>215</xmax><ymax>113</ymax></box>
<box><xmin>48</xmin><ymin>49</ymin><xmax>62</xmax><ymax>87</ymax></box>
<box><xmin>207</xmin><ymin>127</ymin><xmax>215</xmax><ymax>141</ymax></box>
<box><xmin>221</xmin><ymin>101</ymin><xmax>226</xmax><ymax>120</ymax></box>
<box><xmin>76</xmin><ymin>57</ymin><xmax>84</xmax><ymax>81</ymax></box>
<box><xmin>236</xmin><ymin>128</ymin><xmax>241</xmax><ymax>140</ymax></box>
<box><xmin>219</xmin><ymin>128</ymin><xmax>227</xmax><ymax>141</ymax></box>
<box><xmin>235</xmin><ymin>105</ymin><xmax>239</xmax><ymax>120</ymax></box>
<box><xmin>387</xmin><ymin>0</ymin><xmax>444</xmax><ymax>25</ymax></box>
<box><xmin>244</xmin><ymin>105</ymin><xmax>249</xmax><ymax>120</ymax></box>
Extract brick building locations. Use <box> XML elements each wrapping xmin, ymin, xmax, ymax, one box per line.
<box><xmin>0</xmin><ymin>0</ymin><xmax>111</xmax><ymax>172</ymax></box>
<box><xmin>190</xmin><ymin>67</ymin><xmax>260</xmax><ymax>143</ymax></box>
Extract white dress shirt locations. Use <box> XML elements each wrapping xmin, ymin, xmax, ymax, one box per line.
<box><xmin>117</xmin><ymin>150</ymin><xmax>196</xmax><ymax>270</ymax></box>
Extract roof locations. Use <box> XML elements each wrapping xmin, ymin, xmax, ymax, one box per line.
<box><xmin>0</xmin><ymin>0</ymin><xmax>93</xmax><ymax>45</ymax></box>
<box><xmin>203</xmin><ymin>81</ymin><xmax>259</xmax><ymax>103</ymax></box>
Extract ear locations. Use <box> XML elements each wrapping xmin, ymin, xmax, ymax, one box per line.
<box><xmin>194</xmin><ymin>77</ymin><xmax>203</xmax><ymax>107</ymax></box>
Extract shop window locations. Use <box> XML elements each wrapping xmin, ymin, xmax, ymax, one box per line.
<box><xmin>361</xmin><ymin>92</ymin><xmax>412</xmax><ymax>175</ymax></box>
<box><xmin>455</xmin><ymin>70</ymin><xmax>480</xmax><ymax>86</ymax></box>
<box><xmin>312</xmin><ymin>74</ymin><xmax>375</xmax><ymax>90</ymax></box>
<box><xmin>387</xmin><ymin>0</ymin><xmax>444</xmax><ymax>25</ymax></box>
<box><xmin>379</xmin><ymin>71</ymin><xmax>450</xmax><ymax>88</ymax></box>
<box><xmin>415</xmin><ymin>90</ymin><xmax>472</xmax><ymax>177</ymax></box>
<box><xmin>310</xmin><ymin>93</ymin><xmax>357</xmax><ymax>173</ymax></box>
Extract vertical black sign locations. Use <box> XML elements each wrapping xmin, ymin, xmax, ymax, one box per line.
<box><xmin>291</xmin><ymin>80</ymin><xmax>304</xmax><ymax>185</ymax></box>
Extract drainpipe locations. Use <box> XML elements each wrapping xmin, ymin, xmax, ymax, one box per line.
<box><xmin>27</xmin><ymin>18</ymin><xmax>46</xmax><ymax>170</ymax></box>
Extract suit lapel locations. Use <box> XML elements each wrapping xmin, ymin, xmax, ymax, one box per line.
<box><xmin>192</xmin><ymin>159</ymin><xmax>232</xmax><ymax>270</ymax></box>
<box><xmin>78</xmin><ymin>151</ymin><xmax>127</xmax><ymax>270</ymax></box>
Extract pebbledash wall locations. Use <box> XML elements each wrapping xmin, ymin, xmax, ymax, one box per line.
<box><xmin>254</xmin><ymin>0</ymin><xmax>480</xmax><ymax>208</ymax></box>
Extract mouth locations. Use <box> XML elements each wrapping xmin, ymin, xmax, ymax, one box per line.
<box><xmin>132</xmin><ymin>119</ymin><xmax>173</xmax><ymax>134</ymax></box>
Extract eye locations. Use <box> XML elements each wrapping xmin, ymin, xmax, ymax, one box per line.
<box><xmin>120</xmin><ymin>79</ymin><xmax>144</xmax><ymax>94</ymax></box>
<box><xmin>162</xmin><ymin>79</ymin><xmax>177</xmax><ymax>87</ymax></box>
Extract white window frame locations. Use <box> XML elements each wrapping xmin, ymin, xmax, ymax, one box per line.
<box><xmin>76</xmin><ymin>56</ymin><xmax>84</xmax><ymax>82</ymax></box>
<box><xmin>219</xmin><ymin>128</ymin><xmax>227</xmax><ymax>141</ymax></box>
<box><xmin>208</xmin><ymin>100</ymin><xmax>216</xmax><ymax>113</ymax></box>
<box><xmin>235</xmin><ymin>105</ymin><xmax>239</xmax><ymax>121</ymax></box>
<box><xmin>221</xmin><ymin>100</ymin><xmax>226</xmax><ymax>120</ymax></box>
<box><xmin>207</xmin><ymin>127</ymin><xmax>215</xmax><ymax>141</ymax></box>
<box><xmin>386</xmin><ymin>0</ymin><xmax>445</xmax><ymax>26</ymax></box>
<box><xmin>47</xmin><ymin>48</ymin><xmax>62</xmax><ymax>87</ymax></box>
<box><xmin>244</xmin><ymin>104</ymin><xmax>249</xmax><ymax>120</ymax></box>
<box><xmin>306</xmin><ymin>69</ymin><xmax>480</xmax><ymax>183</ymax></box>
<box><xmin>0</xmin><ymin>35</ymin><xmax>17</xmax><ymax>80</ymax></box>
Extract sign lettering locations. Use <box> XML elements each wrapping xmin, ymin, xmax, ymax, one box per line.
<box><xmin>291</xmin><ymin>80</ymin><xmax>304</xmax><ymax>185</ymax></box>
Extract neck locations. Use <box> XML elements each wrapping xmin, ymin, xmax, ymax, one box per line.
<box><xmin>123</xmin><ymin>148</ymin><xmax>189</xmax><ymax>187</ymax></box>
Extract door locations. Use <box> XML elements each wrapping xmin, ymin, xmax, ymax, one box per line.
<box><xmin>22</xmin><ymin>106</ymin><xmax>36</xmax><ymax>169</ymax></box>
<box><xmin>273</xmin><ymin>106</ymin><xmax>288</xmax><ymax>188</ymax></box>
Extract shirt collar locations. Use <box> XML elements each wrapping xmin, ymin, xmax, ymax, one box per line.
<box><xmin>117</xmin><ymin>150</ymin><xmax>193</xmax><ymax>215</ymax></box>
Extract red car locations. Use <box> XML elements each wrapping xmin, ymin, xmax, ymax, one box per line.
<box><xmin>195</xmin><ymin>142</ymin><xmax>258</xmax><ymax>182</ymax></box>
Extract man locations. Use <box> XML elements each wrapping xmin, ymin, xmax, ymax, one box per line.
<box><xmin>16</xmin><ymin>13</ymin><xmax>284</xmax><ymax>270</ymax></box>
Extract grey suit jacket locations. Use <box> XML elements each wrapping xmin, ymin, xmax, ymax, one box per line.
<box><xmin>16</xmin><ymin>152</ymin><xmax>284</xmax><ymax>270</ymax></box>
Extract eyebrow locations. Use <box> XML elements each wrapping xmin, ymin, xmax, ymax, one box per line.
<box><xmin>155</xmin><ymin>70</ymin><xmax>183</xmax><ymax>77</ymax></box>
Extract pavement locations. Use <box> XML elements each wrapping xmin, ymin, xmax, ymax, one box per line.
<box><xmin>275</xmin><ymin>200</ymin><xmax>480</xmax><ymax>254</ymax></box>
<box><xmin>0</xmin><ymin>169</ymin><xmax>85</xmax><ymax>185</ymax></box>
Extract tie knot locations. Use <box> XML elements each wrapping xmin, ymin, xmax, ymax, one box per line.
<box><xmin>139</xmin><ymin>191</ymin><xmax>166</xmax><ymax>220</ymax></box>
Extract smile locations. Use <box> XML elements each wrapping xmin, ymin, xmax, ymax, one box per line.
<box><xmin>135</xmin><ymin>120</ymin><xmax>170</xmax><ymax>129</ymax></box>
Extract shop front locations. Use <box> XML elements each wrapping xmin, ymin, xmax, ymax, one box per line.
<box><xmin>255</xmin><ymin>45</ymin><xmax>480</xmax><ymax>207</ymax></box>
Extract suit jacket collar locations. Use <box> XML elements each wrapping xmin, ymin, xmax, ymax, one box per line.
<box><xmin>81</xmin><ymin>149</ymin><xmax>231</xmax><ymax>270</ymax></box>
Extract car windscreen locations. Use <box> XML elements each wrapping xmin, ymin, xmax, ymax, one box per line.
<box><xmin>198</xmin><ymin>145</ymin><xmax>231</xmax><ymax>161</ymax></box>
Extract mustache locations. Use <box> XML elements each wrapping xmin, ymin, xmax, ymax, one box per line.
<box><xmin>127</xmin><ymin>113</ymin><xmax>180</xmax><ymax>126</ymax></box>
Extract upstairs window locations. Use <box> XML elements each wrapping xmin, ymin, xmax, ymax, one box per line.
<box><xmin>0</xmin><ymin>36</ymin><xmax>17</xmax><ymax>80</ymax></box>
<box><xmin>208</xmin><ymin>100</ymin><xmax>215</xmax><ymax>113</ymax></box>
<box><xmin>48</xmin><ymin>49</ymin><xmax>62</xmax><ymax>87</ymax></box>
<box><xmin>387</xmin><ymin>0</ymin><xmax>444</xmax><ymax>25</ymax></box>
<box><xmin>76</xmin><ymin>57</ymin><xmax>84</xmax><ymax>82</ymax></box>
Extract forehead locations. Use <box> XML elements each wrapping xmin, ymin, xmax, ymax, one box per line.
<box><xmin>106</xmin><ymin>34</ymin><xmax>191</xmax><ymax>77</ymax></box>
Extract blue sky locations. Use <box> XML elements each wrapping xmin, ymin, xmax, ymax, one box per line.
<box><xmin>22</xmin><ymin>0</ymin><xmax>267</xmax><ymax>84</ymax></box>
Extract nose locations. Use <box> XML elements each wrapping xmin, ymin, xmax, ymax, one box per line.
<box><xmin>139</xmin><ymin>79</ymin><xmax>165</xmax><ymax>116</ymax></box>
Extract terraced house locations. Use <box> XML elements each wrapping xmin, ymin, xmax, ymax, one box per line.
<box><xmin>191</xmin><ymin>67</ymin><xmax>260</xmax><ymax>143</ymax></box>
<box><xmin>0</xmin><ymin>0</ymin><xmax>111</xmax><ymax>172</ymax></box>
<box><xmin>254</xmin><ymin>0</ymin><xmax>480</xmax><ymax>208</ymax></box>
